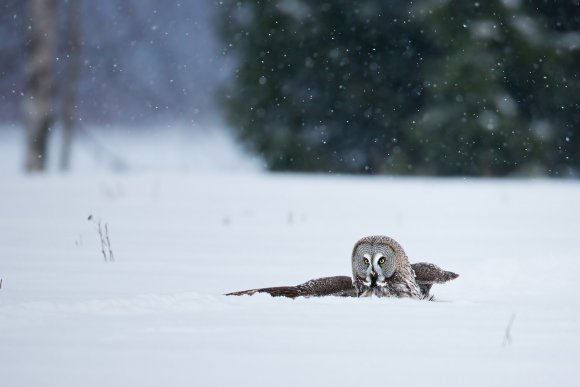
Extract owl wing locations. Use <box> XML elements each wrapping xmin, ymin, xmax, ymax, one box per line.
<box><xmin>412</xmin><ymin>262</ymin><xmax>459</xmax><ymax>284</ymax></box>
<box><xmin>411</xmin><ymin>262</ymin><xmax>459</xmax><ymax>299</ymax></box>
<box><xmin>226</xmin><ymin>276</ymin><xmax>356</xmax><ymax>298</ymax></box>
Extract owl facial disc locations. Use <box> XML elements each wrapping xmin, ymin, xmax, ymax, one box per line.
<box><xmin>361</xmin><ymin>252</ymin><xmax>396</xmax><ymax>287</ymax></box>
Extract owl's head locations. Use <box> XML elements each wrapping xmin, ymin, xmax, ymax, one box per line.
<box><xmin>351</xmin><ymin>235</ymin><xmax>407</xmax><ymax>293</ymax></box>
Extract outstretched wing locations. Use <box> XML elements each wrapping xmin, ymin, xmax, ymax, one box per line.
<box><xmin>411</xmin><ymin>262</ymin><xmax>459</xmax><ymax>299</ymax></box>
<box><xmin>226</xmin><ymin>286</ymin><xmax>304</xmax><ymax>298</ymax></box>
<box><xmin>412</xmin><ymin>262</ymin><xmax>459</xmax><ymax>284</ymax></box>
<box><xmin>226</xmin><ymin>276</ymin><xmax>356</xmax><ymax>298</ymax></box>
<box><xmin>297</xmin><ymin>276</ymin><xmax>357</xmax><ymax>297</ymax></box>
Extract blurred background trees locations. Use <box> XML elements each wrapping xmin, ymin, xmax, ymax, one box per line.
<box><xmin>218</xmin><ymin>0</ymin><xmax>580</xmax><ymax>176</ymax></box>
<box><xmin>1</xmin><ymin>0</ymin><xmax>578</xmax><ymax>176</ymax></box>
<box><xmin>217</xmin><ymin>1</ymin><xmax>427</xmax><ymax>173</ymax></box>
<box><xmin>1</xmin><ymin>0</ymin><xmax>223</xmax><ymax>171</ymax></box>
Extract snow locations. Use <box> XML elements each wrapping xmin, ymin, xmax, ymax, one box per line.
<box><xmin>1</xmin><ymin>129</ymin><xmax>580</xmax><ymax>386</ymax></box>
<box><xmin>0</xmin><ymin>123</ymin><xmax>262</xmax><ymax>175</ymax></box>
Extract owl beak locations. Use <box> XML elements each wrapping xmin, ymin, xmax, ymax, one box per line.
<box><xmin>370</xmin><ymin>269</ymin><xmax>378</xmax><ymax>286</ymax></box>
<box><xmin>373</xmin><ymin>269</ymin><xmax>388</xmax><ymax>287</ymax></box>
<box><xmin>363</xmin><ymin>268</ymin><xmax>378</xmax><ymax>287</ymax></box>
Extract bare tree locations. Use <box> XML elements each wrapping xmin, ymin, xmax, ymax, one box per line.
<box><xmin>60</xmin><ymin>0</ymin><xmax>81</xmax><ymax>171</ymax></box>
<box><xmin>23</xmin><ymin>0</ymin><xmax>57</xmax><ymax>172</ymax></box>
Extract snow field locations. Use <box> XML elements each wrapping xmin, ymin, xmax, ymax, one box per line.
<box><xmin>1</xmin><ymin>170</ymin><xmax>580</xmax><ymax>386</ymax></box>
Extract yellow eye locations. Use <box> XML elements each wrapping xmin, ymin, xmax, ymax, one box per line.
<box><xmin>378</xmin><ymin>257</ymin><xmax>385</xmax><ymax>265</ymax></box>
<box><xmin>363</xmin><ymin>258</ymin><xmax>370</xmax><ymax>265</ymax></box>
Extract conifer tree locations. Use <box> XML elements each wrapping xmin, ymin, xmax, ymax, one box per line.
<box><xmin>217</xmin><ymin>0</ymin><xmax>426</xmax><ymax>173</ymax></box>
<box><xmin>410</xmin><ymin>0</ymin><xmax>579</xmax><ymax>175</ymax></box>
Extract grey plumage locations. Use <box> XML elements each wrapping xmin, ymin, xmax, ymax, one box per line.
<box><xmin>412</xmin><ymin>262</ymin><xmax>459</xmax><ymax>298</ymax></box>
<box><xmin>351</xmin><ymin>235</ymin><xmax>422</xmax><ymax>298</ymax></box>
<box><xmin>226</xmin><ymin>235</ymin><xmax>458</xmax><ymax>300</ymax></box>
<box><xmin>226</xmin><ymin>276</ymin><xmax>356</xmax><ymax>298</ymax></box>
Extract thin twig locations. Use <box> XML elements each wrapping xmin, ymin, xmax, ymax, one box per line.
<box><xmin>502</xmin><ymin>313</ymin><xmax>516</xmax><ymax>347</ymax></box>
<box><xmin>90</xmin><ymin>216</ymin><xmax>115</xmax><ymax>262</ymax></box>
<box><xmin>105</xmin><ymin>223</ymin><xmax>114</xmax><ymax>262</ymax></box>
<box><xmin>97</xmin><ymin>220</ymin><xmax>108</xmax><ymax>261</ymax></box>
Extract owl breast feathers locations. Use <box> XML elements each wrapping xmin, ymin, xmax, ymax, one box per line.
<box><xmin>227</xmin><ymin>235</ymin><xmax>459</xmax><ymax>300</ymax></box>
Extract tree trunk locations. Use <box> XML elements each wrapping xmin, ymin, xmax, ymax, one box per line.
<box><xmin>24</xmin><ymin>0</ymin><xmax>57</xmax><ymax>172</ymax></box>
<box><xmin>60</xmin><ymin>0</ymin><xmax>82</xmax><ymax>171</ymax></box>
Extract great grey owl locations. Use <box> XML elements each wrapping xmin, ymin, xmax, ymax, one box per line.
<box><xmin>226</xmin><ymin>235</ymin><xmax>458</xmax><ymax>300</ymax></box>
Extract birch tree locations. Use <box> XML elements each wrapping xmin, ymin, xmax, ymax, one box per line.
<box><xmin>23</xmin><ymin>0</ymin><xmax>57</xmax><ymax>172</ymax></box>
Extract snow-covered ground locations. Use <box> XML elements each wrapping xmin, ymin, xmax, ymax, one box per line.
<box><xmin>0</xmin><ymin>123</ymin><xmax>262</xmax><ymax>175</ymax></box>
<box><xmin>1</xmin><ymin>127</ymin><xmax>580</xmax><ymax>386</ymax></box>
